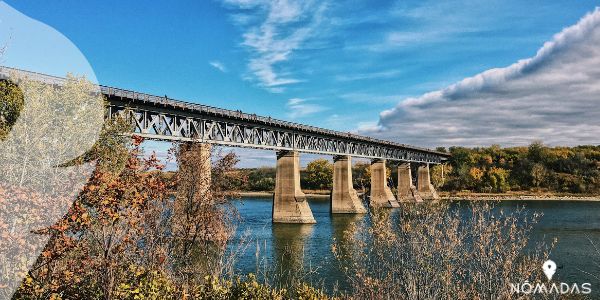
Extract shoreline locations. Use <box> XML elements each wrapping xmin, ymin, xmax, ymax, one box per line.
<box><xmin>237</xmin><ymin>191</ymin><xmax>600</xmax><ymax>201</ymax></box>
<box><xmin>441</xmin><ymin>193</ymin><xmax>600</xmax><ymax>201</ymax></box>
<box><xmin>238</xmin><ymin>191</ymin><xmax>331</xmax><ymax>199</ymax></box>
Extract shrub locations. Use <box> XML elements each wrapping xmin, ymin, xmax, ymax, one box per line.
<box><xmin>333</xmin><ymin>202</ymin><xmax>551</xmax><ymax>299</ymax></box>
<box><xmin>114</xmin><ymin>265</ymin><xmax>176</xmax><ymax>300</ymax></box>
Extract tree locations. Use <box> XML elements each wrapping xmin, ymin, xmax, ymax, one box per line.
<box><xmin>353</xmin><ymin>162</ymin><xmax>371</xmax><ymax>191</ymax></box>
<box><xmin>531</xmin><ymin>163</ymin><xmax>547</xmax><ymax>188</ymax></box>
<box><xmin>486</xmin><ymin>167</ymin><xmax>510</xmax><ymax>192</ymax></box>
<box><xmin>12</xmin><ymin>115</ymin><xmax>244</xmax><ymax>298</ymax></box>
<box><xmin>468</xmin><ymin>167</ymin><xmax>484</xmax><ymax>189</ymax></box>
<box><xmin>528</xmin><ymin>141</ymin><xmax>548</xmax><ymax>164</ymax></box>
<box><xmin>430</xmin><ymin>164</ymin><xmax>449</xmax><ymax>189</ymax></box>
<box><xmin>304</xmin><ymin>159</ymin><xmax>333</xmax><ymax>190</ymax></box>
<box><xmin>1</xmin><ymin>74</ymin><xmax>104</xmax><ymax>298</ymax></box>
<box><xmin>247</xmin><ymin>167</ymin><xmax>276</xmax><ymax>191</ymax></box>
<box><xmin>170</xmin><ymin>143</ymin><xmax>242</xmax><ymax>287</ymax></box>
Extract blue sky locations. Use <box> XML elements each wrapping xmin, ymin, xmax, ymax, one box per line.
<box><xmin>2</xmin><ymin>0</ymin><xmax>599</xmax><ymax>167</ymax></box>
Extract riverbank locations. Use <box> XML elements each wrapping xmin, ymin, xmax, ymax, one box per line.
<box><xmin>237</xmin><ymin>190</ymin><xmax>600</xmax><ymax>201</ymax></box>
<box><xmin>440</xmin><ymin>191</ymin><xmax>600</xmax><ymax>201</ymax></box>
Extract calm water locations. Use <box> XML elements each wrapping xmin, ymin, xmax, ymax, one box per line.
<box><xmin>228</xmin><ymin>197</ymin><xmax>600</xmax><ymax>293</ymax></box>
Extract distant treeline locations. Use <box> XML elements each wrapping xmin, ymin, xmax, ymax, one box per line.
<box><xmin>436</xmin><ymin>143</ymin><xmax>600</xmax><ymax>193</ymax></box>
<box><xmin>232</xmin><ymin>143</ymin><xmax>600</xmax><ymax>194</ymax></box>
<box><xmin>230</xmin><ymin>159</ymin><xmax>372</xmax><ymax>192</ymax></box>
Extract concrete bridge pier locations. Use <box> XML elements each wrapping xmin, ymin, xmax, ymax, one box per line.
<box><xmin>370</xmin><ymin>159</ymin><xmax>400</xmax><ymax>208</ymax></box>
<box><xmin>272</xmin><ymin>150</ymin><xmax>316</xmax><ymax>223</ymax></box>
<box><xmin>331</xmin><ymin>155</ymin><xmax>367</xmax><ymax>214</ymax></box>
<box><xmin>176</xmin><ymin>142</ymin><xmax>212</xmax><ymax>198</ymax></box>
<box><xmin>397</xmin><ymin>163</ymin><xmax>423</xmax><ymax>202</ymax></box>
<box><xmin>417</xmin><ymin>164</ymin><xmax>440</xmax><ymax>201</ymax></box>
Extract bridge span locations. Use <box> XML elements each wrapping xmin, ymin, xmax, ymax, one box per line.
<box><xmin>1</xmin><ymin>66</ymin><xmax>449</xmax><ymax>223</ymax></box>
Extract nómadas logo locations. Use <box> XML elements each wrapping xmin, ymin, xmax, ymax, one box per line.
<box><xmin>511</xmin><ymin>259</ymin><xmax>592</xmax><ymax>295</ymax></box>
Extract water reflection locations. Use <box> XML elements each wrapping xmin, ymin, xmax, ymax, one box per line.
<box><xmin>329</xmin><ymin>214</ymin><xmax>364</xmax><ymax>291</ymax></box>
<box><xmin>272</xmin><ymin>224</ymin><xmax>314</xmax><ymax>267</ymax></box>
<box><xmin>331</xmin><ymin>214</ymin><xmax>363</xmax><ymax>240</ymax></box>
<box><xmin>271</xmin><ymin>224</ymin><xmax>314</xmax><ymax>287</ymax></box>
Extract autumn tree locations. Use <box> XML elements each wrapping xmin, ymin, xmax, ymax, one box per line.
<box><xmin>170</xmin><ymin>142</ymin><xmax>242</xmax><ymax>290</ymax></box>
<box><xmin>530</xmin><ymin>163</ymin><xmax>547</xmax><ymax>188</ymax></box>
<box><xmin>1</xmin><ymin>73</ymin><xmax>103</xmax><ymax>299</ymax></box>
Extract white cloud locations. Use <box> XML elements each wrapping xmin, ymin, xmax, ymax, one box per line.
<box><xmin>356</xmin><ymin>121</ymin><xmax>380</xmax><ymax>132</ymax></box>
<box><xmin>221</xmin><ymin>0</ymin><xmax>327</xmax><ymax>91</ymax></box>
<box><xmin>339</xmin><ymin>92</ymin><xmax>406</xmax><ymax>105</ymax></box>
<box><xmin>362</xmin><ymin>7</ymin><xmax>600</xmax><ymax>147</ymax></box>
<box><xmin>209</xmin><ymin>60</ymin><xmax>227</xmax><ymax>73</ymax></box>
<box><xmin>334</xmin><ymin>69</ymin><xmax>404</xmax><ymax>82</ymax></box>
<box><xmin>286</xmin><ymin>97</ymin><xmax>327</xmax><ymax>118</ymax></box>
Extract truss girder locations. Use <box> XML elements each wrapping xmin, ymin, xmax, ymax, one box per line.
<box><xmin>108</xmin><ymin>105</ymin><xmax>444</xmax><ymax>164</ymax></box>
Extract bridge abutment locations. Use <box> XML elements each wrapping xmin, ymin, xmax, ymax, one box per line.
<box><xmin>331</xmin><ymin>155</ymin><xmax>367</xmax><ymax>214</ymax></box>
<box><xmin>273</xmin><ymin>151</ymin><xmax>316</xmax><ymax>224</ymax></box>
<box><xmin>397</xmin><ymin>163</ymin><xmax>423</xmax><ymax>202</ymax></box>
<box><xmin>417</xmin><ymin>164</ymin><xmax>440</xmax><ymax>201</ymax></box>
<box><xmin>370</xmin><ymin>159</ymin><xmax>400</xmax><ymax>208</ymax></box>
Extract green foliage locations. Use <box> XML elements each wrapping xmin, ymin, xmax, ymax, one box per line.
<box><xmin>14</xmin><ymin>274</ymin><xmax>104</xmax><ymax>300</ymax></box>
<box><xmin>486</xmin><ymin>167</ymin><xmax>510</xmax><ymax>192</ymax></box>
<box><xmin>0</xmin><ymin>80</ymin><xmax>24</xmax><ymax>140</ymax></box>
<box><xmin>192</xmin><ymin>275</ymin><xmax>284</xmax><ymax>300</ymax></box>
<box><xmin>245</xmin><ymin>167</ymin><xmax>276</xmax><ymax>191</ymax></box>
<box><xmin>186</xmin><ymin>274</ymin><xmax>332</xmax><ymax>300</ymax></box>
<box><xmin>114</xmin><ymin>265</ymin><xmax>176</xmax><ymax>300</ymax></box>
<box><xmin>303</xmin><ymin>159</ymin><xmax>333</xmax><ymax>190</ymax></box>
<box><xmin>444</xmin><ymin>143</ymin><xmax>600</xmax><ymax>193</ymax></box>
<box><xmin>352</xmin><ymin>162</ymin><xmax>371</xmax><ymax>190</ymax></box>
<box><xmin>15</xmin><ymin>268</ymin><xmax>332</xmax><ymax>300</ymax></box>
<box><xmin>430</xmin><ymin>164</ymin><xmax>446</xmax><ymax>188</ymax></box>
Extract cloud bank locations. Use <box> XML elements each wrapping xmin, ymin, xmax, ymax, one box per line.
<box><xmin>363</xmin><ymin>7</ymin><xmax>600</xmax><ymax>147</ymax></box>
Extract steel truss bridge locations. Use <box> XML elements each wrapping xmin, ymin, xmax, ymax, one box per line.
<box><xmin>0</xmin><ymin>67</ymin><xmax>449</xmax><ymax>164</ymax></box>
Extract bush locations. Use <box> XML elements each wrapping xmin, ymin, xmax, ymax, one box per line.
<box><xmin>333</xmin><ymin>202</ymin><xmax>551</xmax><ymax>299</ymax></box>
<box><xmin>186</xmin><ymin>274</ymin><xmax>331</xmax><ymax>300</ymax></box>
<box><xmin>114</xmin><ymin>265</ymin><xmax>176</xmax><ymax>300</ymax></box>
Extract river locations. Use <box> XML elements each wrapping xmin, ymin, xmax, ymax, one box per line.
<box><xmin>227</xmin><ymin>196</ymin><xmax>600</xmax><ymax>295</ymax></box>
